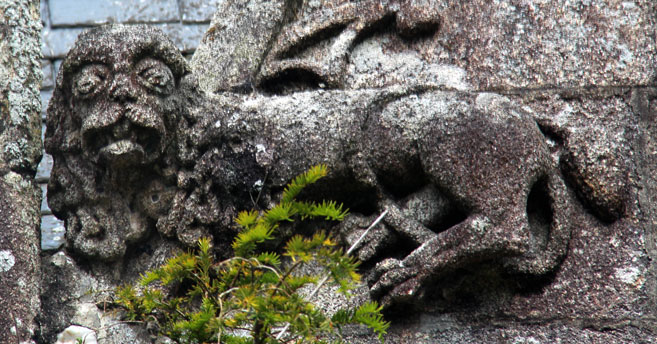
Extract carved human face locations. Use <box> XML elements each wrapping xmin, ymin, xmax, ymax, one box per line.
<box><xmin>45</xmin><ymin>25</ymin><xmax>189</xmax><ymax>262</ymax></box>
<box><xmin>63</xmin><ymin>26</ymin><xmax>186</xmax><ymax>168</ymax></box>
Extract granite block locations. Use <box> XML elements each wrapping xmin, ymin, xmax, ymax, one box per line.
<box><xmin>117</xmin><ymin>0</ymin><xmax>180</xmax><ymax>24</ymax></box>
<box><xmin>49</xmin><ymin>0</ymin><xmax>180</xmax><ymax>27</ymax></box>
<box><xmin>180</xmin><ymin>0</ymin><xmax>223</xmax><ymax>23</ymax></box>
<box><xmin>180</xmin><ymin>23</ymin><xmax>209</xmax><ymax>52</ymax></box>
<box><xmin>40</xmin><ymin>0</ymin><xmax>50</xmax><ymax>27</ymax></box>
<box><xmin>49</xmin><ymin>0</ymin><xmax>116</xmax><ymax>26</ymax></box>
<box><xmin>157</xmin><ymin>23</ymin><xmax>209</xmax><ymax>53</ymax></box>
<box><xmin>36</xmin><ymin>153</ymin><xmax>53</xmax><ymax>182</ymax></box>
<box><xmin>53</xmin><ymin>59</ymin><xmax>62</xmax><ymax>80</ymax></box>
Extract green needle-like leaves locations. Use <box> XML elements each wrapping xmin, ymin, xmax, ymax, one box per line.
<box><xmin>115</xmin><ymin>165</ymin><xmax>389</xmax><ymax>344</ymax></box>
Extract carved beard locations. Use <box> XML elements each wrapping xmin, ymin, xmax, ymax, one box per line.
<box><xmin>80</xmin><ymin>102</ymin><xmax>168</xmax><ymax>168</ymax></box>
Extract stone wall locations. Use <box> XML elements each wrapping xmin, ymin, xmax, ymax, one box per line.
<box><xmin>34</xmin><ymin>1</ymin><xmax>657</xmax><ymax>344</ymax></box>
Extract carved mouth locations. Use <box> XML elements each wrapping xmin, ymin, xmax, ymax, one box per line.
<box><xmin>98</xmin><ymin>139</ymin><xmax>146</xmax><ymax>165</ymax></box>
<box><xmin>84</xmin><ymin>125</ymin><xmax>162</xmax><ymax>164</ymax></box>
<box><xmin>82</xmin><ymin>109</ymin><xmax>164</xmax><ymax>165</ymax></box>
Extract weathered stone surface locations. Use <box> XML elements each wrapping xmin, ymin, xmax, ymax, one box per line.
<box><xmin>258</xmin><ymin>0</ymin><xmax>443</xmax><ymax>91</ymax></box>
<box><xmin>345</xmin><ymin>320</ymin><xmax>657</xmax><ymax>343</ymax></box>
<box><xmin>45</xmin><ymin>25</ymin><xmax>192</xmax><ymax>261</ymax></box>
<box><xmin>158</xmin><ymin>22</ymin><xmax>209</xmax><ymax>53</ymax></box>
<box><xmin>39</xmin><ymin>0</ymin><xmax>657</xmax><ymax>343</ymax></box>
<box><xmin>190</xmin><ymin>0</ymin><xmax>287</xmax><ymax>93</ymax></box>
<box><xmin>254</xmin><ymin>0</ymin><xmax>657</xmax><ymax>92</ymax></box>
<box><xmin>0</xmin><ymin>1</ymin><xmax>42</xmax><ymax>343</ymax></box>
<box><xmin>186</xmin><ymin>1</ymin><xmax>654</xmax><ymax>342</ymax></box>
<box><xmin>1</xmin><ymin>0</ymin><xmax>43</xmax><ymax>173</ymax></box>
<box><xmin>180</xmin><ymin>0</ymin><xmax>224</xmax><ymax>23</ymax></box>
<box><xmin>38</xmin><ymin>243</ymin><xmax>177</xmax><ymax>343</ymax></box>
<box><xmin>55</xmin><ymin>325</ymin><xmax>97</xmax><ymax>344</ymax></box>
<box><xmin>633</xmin><ymin>86</ymin><xmax>657</xmax><ymax>334</ymax></box>
<box><xmin>0</xmin><ymin>173</ymin><xmax>41</xmax><ymax>344</ymax></box>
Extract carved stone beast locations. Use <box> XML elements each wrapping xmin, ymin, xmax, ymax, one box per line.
<box><xmin>45</xmin><ymin>25</ymin><xmax>573</xmax><ymax>309</ymax></box>
<box><xmin>186</xmin><ymin>89</ymin><xmax>573</xmax><ymax>307</ymax></box>
<box><xmin>45</xmin><ymin>25</ymin><xmax>192</xmax><ymax>261</ymax></box>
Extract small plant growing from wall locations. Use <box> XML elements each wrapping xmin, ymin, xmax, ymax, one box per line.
<box><xmin>116</xmin><ymin>165</ymin><xmax>389</xmax><ymax>344</ymax></box>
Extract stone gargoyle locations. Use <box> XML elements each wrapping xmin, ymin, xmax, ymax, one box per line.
<box><xmin>47</xmin><ymin>24</ymin><xmax>579</xmax><ymax>308</ymax></box>
<box><xmin>45</xmin><ymin>25</ymin><xmax>195</xmax><ymax>261</ymax></box>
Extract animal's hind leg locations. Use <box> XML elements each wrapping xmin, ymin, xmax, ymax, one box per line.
<box><xmin>369</xmin><ymin>211</ymin><xmax>529</xmax><ymax>306</ymax></box>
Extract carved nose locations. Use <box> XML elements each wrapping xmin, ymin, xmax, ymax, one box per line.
<box><xmin>109</xmin><ymin>74</ymin><xmax>138</xmax><ymax>102</ymax></box>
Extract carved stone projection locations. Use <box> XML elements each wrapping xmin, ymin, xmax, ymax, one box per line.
<box><xmin>41</xmin><ymin>0</ymin><xmax>657</xmax><ymax>342</ymax></box>
<box><xmin>46</xmin><ymin>22</ymin><xmax>577</xmax><ymax>304</ymax></box>
<box><xmin>191</xmin><ymin>90</ymin><xmax>574</xmax><ymax>308</ymax></box>
<box><xmin>258</xmin><ymin>0</ymin><xmax>441</xmax><ymax>90</ymax></box>
<box><xmin>45</xmin><ymin>0</ymin><xmax>639</xmax><ymax>319</ymax></box>
<box><xmin>45</xmin><ymin>25</ymin><xmax>193</xmax><ymax>261</ymax></box>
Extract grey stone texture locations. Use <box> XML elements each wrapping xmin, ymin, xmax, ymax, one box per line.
<box><xmin>37</xmin><ymin>0</ymin><xmax>215</xmax><ymax>270</ymax></box>
<box><xmin>180</xmin><ymin>0</ymin><xmax>225</xmax><ymax>23</ymax></box>
<box><xmin>0</xmin><ymin>1</ymin><xmax>43</xmax><ymax>343</ymax></box>
<box><xmin>190</xmin><ymin>0</ymin><xmax>287</xmax><ymax>93</ymax></box>
<box><xmin>40</xmin><ymin>0</ymin><xmax>212</xmax><ymax>59</ymax></box>
<box><xmin>45</xmin><ymin>25</ymin><xmax>192</xmax><ymax>261</ymax></box>
<box><xmin>48</xmin><ymin>0</ymin><xmax>179</xmax><ymax>27</ymax></box>
<box><xmin>36</xmin><ymin>0</ymin><xmax>657</xmax><ymax>344</ymax></box>
<box><xmin>0</xmin><ymin>173</ymin><xmax>41</xmax><ymax>344</ymax></box>
<box><xmin>42</xmin><ymin>27</ymin><xmax>86</xmax><ymax>58</ymax></box>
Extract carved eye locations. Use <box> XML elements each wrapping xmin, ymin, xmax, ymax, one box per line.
<box><xmin>72</xmin><ymin>64</ymin><xmax>109</xmax><ymax>98</ymax></box>
<box><xmin>136</xmin><ymin>58</ymin><xmax>174</xmax><ymax>95</ymax></box>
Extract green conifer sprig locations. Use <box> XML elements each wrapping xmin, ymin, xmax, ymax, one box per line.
<box><xmin>115</xmin><ymin>165</ymin><xmax>389</xmax><ymax>344</ymax></box>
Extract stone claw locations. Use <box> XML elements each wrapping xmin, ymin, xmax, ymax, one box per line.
<box><xmin>369</xmin><ymin>258</ymin><xmax>422</xmax><ymax>306</ymax></box>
